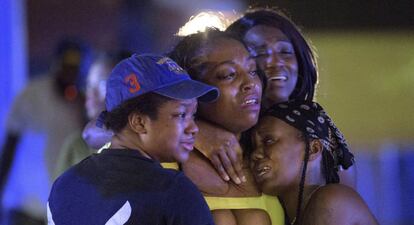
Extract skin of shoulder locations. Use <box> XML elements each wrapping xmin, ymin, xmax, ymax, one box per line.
<box><xmin>301</xmin><ymin>184</ymin><xmax>379</xmax><ymax>225</ymax></box>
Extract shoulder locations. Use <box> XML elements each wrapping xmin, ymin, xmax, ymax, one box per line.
<box><xmin>165</xmin><ymin>172</ymin><xmax>214</xmax><ymax>224</ymax></box>
<box><xmin>165</xmin><ymin>172</ymin><xmax>208</xmax><ymax>207</ymax></box>
<box><xmin>166</xmin><ymin>172</ymin><xmax>202</xmax><ymax>195</ymax></box>
<box><xmin>181</xmin><ymin>149</ymin><xmax>230</xmax><ymax>195</ymax></box>
<box><xmin>311</xmin><ymin>184</ymin><xmax>361</xmax><ymax>203</ymax></box>
<box><xmin>302</xmin><ymin>184</ymin><xmax>378</xmax><ymax>225</ymax></box>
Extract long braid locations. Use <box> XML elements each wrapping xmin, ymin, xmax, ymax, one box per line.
<box><xmin>295</xmin><ymin>137</ymin><xmax>311</xmax><ymax>224</ymax></box>
<box><xmin>322</xmin><ymin>149</ymin><xmax>340</xmax><ymax>184</ymax></box>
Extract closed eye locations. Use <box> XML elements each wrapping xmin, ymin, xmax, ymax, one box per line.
<box><xmin>219</xmin><ymin>72</ymin><xmax>236</xmax><ymax>80</ymax></box>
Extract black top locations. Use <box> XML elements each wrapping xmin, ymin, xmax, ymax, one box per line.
<box><xmin>48</xmin><ymin>148</ymin><xmax>214</xmax><ymax>225</ymax></box>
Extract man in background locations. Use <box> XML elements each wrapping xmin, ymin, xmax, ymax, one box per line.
<box><xmin>0</xmin><ymin>39</ymin><xmax>88</xmax><ymax>225</ymax></box>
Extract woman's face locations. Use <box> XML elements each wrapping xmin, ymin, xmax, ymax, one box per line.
<box><xmin>244</xmin><ymin>25</ymin><xmax>298</xmax><ymax>105</ymax></box>
<box><xmin>144</xmin><ymin>99</ymin><xmax>199</xmax><ymax>163</ymax></box>
<box><xmin>196</xmin><ymin>37</ymin><xmax>262</xmax><ymax>134</ymax></box>
<box><xmin>251</xmin><ymin>116</ymin><xmax>304</xmax><ymax>195</ymax></box>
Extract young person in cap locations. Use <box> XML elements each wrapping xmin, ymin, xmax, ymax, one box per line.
<box><xmin>251</xmin><ymin>100</ymin><xmax>378</xmax><ymax>225</ymax></box>
<box><xmin>47</xmin><ymin>54</ymin><xmax>218</xmax><ymax>225</ymax></box>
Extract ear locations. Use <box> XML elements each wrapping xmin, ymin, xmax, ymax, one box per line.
<box><xmin>127</xmin><ymin>112</ymin><xmax>149</xmax><ymax>134</ymax></box>
<box><xmin>308</xmin><ymin>139</ymin><xmax>323</xmax><ymax>161</ymax></box>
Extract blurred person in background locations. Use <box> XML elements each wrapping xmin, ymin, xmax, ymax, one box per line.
<box><xmin>53</xmin><ymin>50</ymin><xmax>130</xmax><ymax>179</ymax></box>
<box><xmin>0</xmin><ymin>39</ymin><xmax>88</xmax><ymax>225</ymax></box>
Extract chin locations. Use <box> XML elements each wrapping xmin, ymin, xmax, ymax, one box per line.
<box><xmin>240</xmin><ymin>115</ymin><xmax>260</xmax><ymax>129</ymax></box>
<box><xmin>266</xmin><ymin>93</ymin><xmax>290</xmax><ymax>104</ymax></box>
<box><xmin>259</xmin><ymin>180</ymin><xmax>278</xmax><ymax>196</ymax></box>
<box><xmin>174</xmin><ymin>153</ymin><xmax>190</xmax><ymax>163</ymax></box>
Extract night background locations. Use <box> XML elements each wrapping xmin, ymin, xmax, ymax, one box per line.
<box><xmin>1</xmin><ymin>0</ymin><xmax>413</xmax><ymax>224</ymax></box>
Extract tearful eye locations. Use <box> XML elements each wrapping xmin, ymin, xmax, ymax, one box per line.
<box><xmin>218</xmin><ymin>72</ymin><xmax>236</xmax><ymax>80</ymax></box>
<box><xmin>263</xmin><ymin>137</ymin><xmax>275</xmax><ymax>146</ymax></box>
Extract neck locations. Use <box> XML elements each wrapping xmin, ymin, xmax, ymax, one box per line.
<box><xmin>197</xmin><ymin>119</ymin><xmax>241</xmax><ymax>140</ymax></box>
<box><xmin>263</xmin><ymin>97</ymin><xmax>288</xmax><ymax>111</ymax></box>
<box><xmin>110</xmin><ymin>131</ymin><xmax>153</xmax><ymax>160</ymax></box>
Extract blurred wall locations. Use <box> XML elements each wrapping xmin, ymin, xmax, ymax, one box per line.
<box><xmin>27</xmin><ymin>0</ymin><xmax>122</xmax><ymax>75</ymax></box>
<box><xmin>310</xmin><ymin>31</ymin><xmax>414</xmax><ymax>147</ymax></box>
<box><xmin>0</xmin><ymin>0</ymin><xmax>27</xmax><ymax>147</ymax></box>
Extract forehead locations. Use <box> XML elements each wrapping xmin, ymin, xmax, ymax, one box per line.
<box><xmin>200</xmin><ymin>37</ymin><xmax>250</xmax><ymax>63</ymax></box>
<box><xmin>256</xmin><ymin>116</ymin><xmax>299</xmax><ymax>136</ymax></box>
<box><xmin>244</xmin><ymin>25</ymin><xmax>290</xmax><ymax>46</ymax></box>
<box><xmin>158</xmin><ymin>98</ymin><xmax>197</xmax><ymax>111</ymax></box>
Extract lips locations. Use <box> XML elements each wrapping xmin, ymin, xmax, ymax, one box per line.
<box><xmin>181</xmin><ymin>139</ymin><xmax>195</xmax><ymax>151</ymax></box>
<box><xmin>265</xmin><ymin>68</ymin><xmax>289</xmax><ymax>83</ymax></box>
<box><xmin>268</xmin><ymin>75</ymin><xmax>288</xmax><ymax>82</ymax></box>
<box><xmin>240</xmin><ymin>94</ymin><xmax>260</xmax><ymax>110</ymax></box>
<box><xmin>253</xmin><ymin>163</ymin><xmax>272</xmax><ymax>182</ymax></box>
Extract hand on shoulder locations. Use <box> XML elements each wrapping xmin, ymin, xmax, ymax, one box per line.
<box><xmin>195</xmin><ymin>119</ymin><xmax>245</xmax><ymax>184</ymax></box>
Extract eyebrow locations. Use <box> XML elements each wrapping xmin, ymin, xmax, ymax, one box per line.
<box><xmin>201</xmin><ymin>60</ymin><xmax>236</xmax><ymax>72</ymax></box>
<box><xmin>253</xmin><ymin>40</ymin><xmax>293</xmax><ymax>49</ymax></box>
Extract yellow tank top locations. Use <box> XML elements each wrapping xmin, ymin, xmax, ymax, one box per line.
<box><xmin>162</xmin><ymin>163</ymin><xmax>285</xmax><ymax>225</ymax></box>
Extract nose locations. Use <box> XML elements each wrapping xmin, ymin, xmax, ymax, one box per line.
<box><xmin>266</xmin><ymin>52</ymin><xmax>284</xmax><ymax>67</ymax></box>
<box><xmin>240</xmin><ymin>71</ymin><xmax>258</xmax><ymax>93</ymax></box>
<box><xmin>185</xmin><ymin>117</ymin><xmax>199</xmax><ymax>136</ymax></box>
<box><xmin>251</xmin><ymin>146</ymin><xmax>265</xmax><ymax>161</ymax></box>
<box><xmin>242</xmin><ymin>81</ymin><xmax>255</xmax><ymax>92</ymax></box>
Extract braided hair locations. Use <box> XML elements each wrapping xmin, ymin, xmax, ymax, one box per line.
<box><xmin>264</xmin><ymin>100</ymin><xmax>354</xmax><ymax>224</ymax></box>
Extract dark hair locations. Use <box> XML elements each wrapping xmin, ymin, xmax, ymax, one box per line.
<box><xmin>294</xmin><ymin>134</ymin><xmax>339</xmax><ymax>224</ymax></box>
<box><xmin>294</xmin><ymin>136</ymin><xmax>311</xmax><ymax>224</ymax></box>
<box><xmin>104</xmin><ymin>92</ymin><xmax>170</xmax><ymax>133</ymax></box>
<box><xmin>227</xmin><ymin>8</ymin><xmax>318</xmax><ymax>101</ymax></box>
<box><xmin>168</xmin><ymin>27</ymin><xmax>253</xmax><ymax>81</ymax></box>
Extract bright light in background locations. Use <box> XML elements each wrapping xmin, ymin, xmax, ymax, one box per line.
<box><xmin>177</xmin><ymin>10</ymin><xmax>240</xmax><ymax>36</ymax></box>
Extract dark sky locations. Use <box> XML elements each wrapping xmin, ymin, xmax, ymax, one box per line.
<box><xmin>247</xmin><ymin>0</ymin><xmax>414</xmax><ymax>30</ymax></box>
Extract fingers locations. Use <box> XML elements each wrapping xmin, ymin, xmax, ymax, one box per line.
<box><xmin>227</xmin><ymin>147</ymin><xmax>246</xmax><ymax>183</ymax></box>
<box><xmin>218</xmin><ymin>150</ymin><xmax>239</xmax><ymax>184</ymax></box>
<box><xmin>210</xmin><ymin>154</ymin><xmax>230</xmax><ymax>181</ymax></box>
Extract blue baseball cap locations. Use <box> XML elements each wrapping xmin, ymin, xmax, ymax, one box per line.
<box><xmin>96</xmin><ymin>54</ymin><xmax>219</xmax><ymax>127</ymax></box>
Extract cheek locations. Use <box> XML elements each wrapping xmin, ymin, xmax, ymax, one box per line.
<box><xmin>200</xmin><ymin>86</ymin><xmax>237</xmax><ymax>114</ymax></box>
<box><xmin>254</xmin><ymin>79</ymin><xmax>263</xmax><ymax>96</ymax></box>
<box><xmin>219</xmin><ymin>84</ymin><xmax>239</xmax><ymax>101</ymax></box>
<box><xmin>288</xmin><ymin>58</ymin><xmax>299</xmax><ymax>75</ymax></box>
